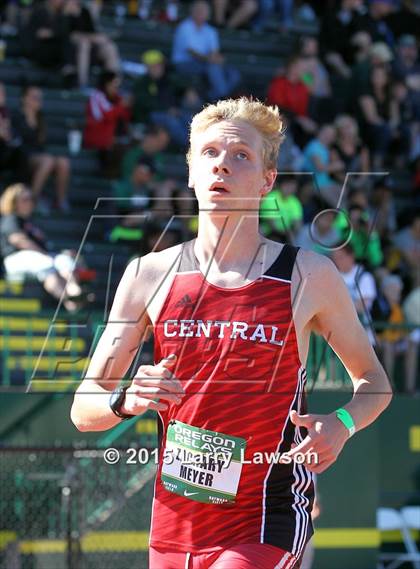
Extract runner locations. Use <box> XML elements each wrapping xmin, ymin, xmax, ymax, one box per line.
<box><xmin>71</xmin><ymin>97</ymin><xmax>392</xmax><ymax>569</ymax></box>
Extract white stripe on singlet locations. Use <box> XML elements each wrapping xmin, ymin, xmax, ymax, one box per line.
<box><xmin>291</xmin><ymin>369</ymin><xmax>312</xmax><ymax>559</ymax></box>
<box><xmin>274</xmin><ymin>551</ymin><xmax>292</xmax><ymax>568</ymax></box>
<box><xmin>262</xmin><ymin>275</ymin><xmax>291</xmax><ymax>284</ymax></box>
<box><xmin>260</xmin><ymin>366</ymin><xmax>302</xmax><ymax>541</ymax></box>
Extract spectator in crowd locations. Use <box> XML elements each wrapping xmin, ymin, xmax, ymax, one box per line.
<box><xmin>297</xmin><ymin>181</ymin><xmax>325</xmax><ymax>224</ymax></box>
<box><xmin>295</xmin><ymin>206</ymin><xmax>340</xmax><ymax>254</ymax></box>
<box><xmin>0</xmin><ymin>82</ymin><xmax>29</xmax><ymax>183</ymax></box>
<box><xmin>351</xmin><ymin>30</ymin><xmax>374</xmax><ymax>64</ymax></box>
<box><xmin>212</xmin><ymin>0</ymin><xmax>258</xmax><ymax>29</ymax></box>
<box><xmin>393</xmin><ymin>213</ymin><xmax>420</xmax><ymax>288</ymax></box>
<box><xmin>276</xmin><ymin>117</ymin><xmax>304</xmax><ymax>173</ymax></box>
<box><xmin>172</xmin><ymin>1</ymin><xmax>241</xmax><ymax>101</ymax></box>
<box><xmin>393</xmin><ymin>34</ymin><xmax>420</xmax><ymax>94</ymax></box>
<box><xmin>335</xmin><ymin>197</ymin><xmax>384</xmax><ymax>269</ymax></box>
<box><xmin>357</xmin><ymin>63</ymin><xmax>397</xmax><ymax>168</ymax></box>
<box><xmin>132</xmin><ymin>50</ymin><xmax>179</xmax><ymax>124</ymax></box>
<box><xmin>377</xmin><ymin>273</ymin><xmax>418</xmax><ymax>393</ymax></box>
<box><xmin>24</xmin><ymin>0</ymin><xmax>75</xmax><ymax>83</ymax></box>
<box><xmin>299</xmin><ymin>36</ymin><xmax>334</xmax><ymax>122</ymax></box>
<box><xmin>13</xmin><ymin>85</ymin><xmax>71</xmax><ymax>212</ymax></box>
<box><xmin>402</xmin><ymin>285</ymin><xmax>420</xmax><ymax>394</ymax></box>
<box><xmin>319</xmin><ymin>0</ymin><xmax>366</xmax><ymax>77</ymax></box>
<box><xmin>302</xmin><ymin>124</ymin><xmax>344</xmax><ymax>207</ymax></box>
<box><xmin>0</xmin><ymin>183</ymin><xmax>84</xmax><ymax>312</ymax></box>
<box><xmin>259</xmin><ymin>175</ymin><xmax>303</xmax><ymax>242</ymax></box>
<box><xmin>0</xmin><ymin>0</ymin><xmax>34</xmax><ymax>34</ymax></box>
<box><xmin>63</xmin><ymin>0</ymin><xmax>120</xmax><ymax>89</ymax></box>
<box><xmin>132</xmin><ymin>50</ymin><xmax>202</xmax><ymax>148</ymax></box>
<box><xmin>368</xmin><ymin>178</ymin><xmax>397</xmax><ymax>241</ymax></box>
<box><xmin>352</xmin><ymin>41</ymin><xmax>394</xmax><ymax>105</ymax></box>
<box><xmin>330</xmin><ymin>114</ymin><xmax>370</xmax><ymax>186</ymax></box>
<box><xmin>331</xmin><ymin>242</ymin><xmax>377</xmax><ymax>344</ymax></box>
<box><xmin>390</xmin><ymin>78</ymin><xmax>420</xmax><ymax>164</ymax></box>
<box><xmin>112</xmin><ymin>155</ymin><xmax>156</xmax><ymax>216</ymax></box>
<box><xmin>121</xmin><ymin>124</ymin><xmax>170</xmax><ymax>182</ymax></box>
<box><xmin>83</xmin><ymin>71</ymin><xmax>131</xmax><ymax>175</ymax></box>
<box><xmin>267</xmin><ymin>54</ymin><xmax>317</xmax><ymax>148</ymax></box>
<box><xmin>252</xmin><ymin>0</ymin><xmax>295</xmax><ymax>32</ymax></box>
<box><xmin>109</xmin><ymin>156</ymin><xmax>157</xmax><ymax>245</ymax></box>
<box><xmin>120</xmin><ymin>124</ymin><xmax>182</xmax><ymax>218</ymax></box>
<box><xmin>353</xmin><ymin>0</ymin><xmax>396</xmax><ymax>46</ymax></box>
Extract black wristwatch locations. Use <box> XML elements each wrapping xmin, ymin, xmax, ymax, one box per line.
<box><xmin>109</xmin><ymin>386</ymin><xmax>135</xmax><ymax>420</ymax></box>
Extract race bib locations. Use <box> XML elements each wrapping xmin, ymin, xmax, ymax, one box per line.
<box><xmin>161</xmin><ymin>420</ymin><xmax>247</xmax><ymax>504</ymax></box>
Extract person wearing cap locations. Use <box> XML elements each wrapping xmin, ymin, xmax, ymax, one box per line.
<box><xmin>132</xmin><ymin>49</ymin><xmax>202</xmax><ymax>148</ymax></box>
<box><xmin>351</xmin><ymin>41</ymin><xmax>394</xmax><ymax>104</ymax></box>
<box><xmin>132</xmin><ymin>50</ymin><xmax>179</xmax><ymax>124</ymax></box>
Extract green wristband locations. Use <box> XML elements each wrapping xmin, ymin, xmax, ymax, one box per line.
<box><xmin>335</xmin><ymin>408</ymin><xmax>356</xmax><ymax>438</ymax></box>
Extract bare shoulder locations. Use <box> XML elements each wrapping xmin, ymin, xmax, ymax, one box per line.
<box><xmin>292</xmin><ymin>248</ymin><xmax>345</xmax><ymax>323</ymax></box>
<box><xmin>141</xmin><ymin>241</ymin><xmax>185</xmax><ymax>281</ymax></box>
<box><xmin>125</xmin><ymin>241</ymin><xmax>183</xmax><ymax>276</ymax></box>
<box><xmin>294</xmin><ymin>247</ymin><xmax>338</xmax><ymax>284</ymax></box>
<box><xmin>128</xmin><ymin>241</ymin><xmax>185</xmax><ymax>300</ymax></box>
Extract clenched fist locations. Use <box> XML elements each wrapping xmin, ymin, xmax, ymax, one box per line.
<box><xmin>121</xmin><ymin>354</ymin><xmax>185</xmax><ymax>415</ymax></box>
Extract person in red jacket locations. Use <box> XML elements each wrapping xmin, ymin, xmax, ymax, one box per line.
<box><xmin>83</xmin><ymin>71</ymin><xmax>131</xmax><ymax>174</ymax></box>
<box><xmin>267</xmin><ymin>55</ymin><xmax>317</xmax><ymax>148</ymax></box>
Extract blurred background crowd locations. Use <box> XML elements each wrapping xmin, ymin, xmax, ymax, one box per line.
<box><xmin>0</xmin><ymin>0</ymin><xmax>419</xmax><ymax>394</ymax></box>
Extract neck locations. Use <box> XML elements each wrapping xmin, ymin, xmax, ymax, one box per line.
<box><xmin>195</xmin><ymin>213</ymin><xmax>268</xmax><ymax>271</ymax></box>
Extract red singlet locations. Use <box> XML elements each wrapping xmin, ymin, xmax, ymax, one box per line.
<box><xmin>150</xmin><ymin>239</ymin><xmax>314</xmax><ymax>561</ymax></box>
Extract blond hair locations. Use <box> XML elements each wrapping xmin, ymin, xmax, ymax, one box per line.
<box><xmin>0</xmin><ymin>183</ymin><xmax>30</xmax><ymax>215</ymax></box>
<box><xmin>187</xmin><ymin>97</ymin><xmax>285</xmax><ymax>171</ymax></box>
<box><xmin>334</xmin><ymin>114</ymin><xmax>359</xmax><ymax>139</ymax></box>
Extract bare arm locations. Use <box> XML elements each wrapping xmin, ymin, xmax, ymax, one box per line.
<box><xmin>312</xmin><ymin>154</ymin><xmax>343</xmax><ymax>174</ymax></box>
<box><xmin>284</xmin><ymin>253</ymin><xmax>392</xmax><ymax>472</ymax></box>
<box><xmin>70</xmin><ymin>256</ymin><xmax>184</xmax><ymax>432</ymax></box>
<box><xmin>310</xmin><ymin>256</ymin><xmax>392</xmax><ymax>430</ymax></box>
<box><xmin>8</xmin><ymin>231</ymin><xmax>45</xmax><ymax>253</ymax></box>
<box><xmin>359</xmin><ymin>95</ymin><xmax>383</xmax><ymax>125</ymax></box>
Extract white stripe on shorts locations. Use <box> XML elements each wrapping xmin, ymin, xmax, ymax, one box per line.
<box><xmin>185</xmin><ymin>552</ymin><xmax>191</xmax><ymax>569</ymax></box>
<box><xmin>274</xmin><ymin>552</ymin><xmax>292</xmax><ymax>568</ymax></box>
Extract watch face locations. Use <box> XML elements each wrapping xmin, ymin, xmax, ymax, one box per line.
<box><xmin>110</xmin><ymin>387</ymin><xmax>134</xmax><ymax>419</ymax></box>
<box><xmin>110</xmin><ymin>387</ymin><xmax>126</xmax><ymax>414</ymax></box>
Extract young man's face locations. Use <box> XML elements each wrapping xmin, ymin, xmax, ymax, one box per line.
<box><xmin>188</xmin><ymin>119</ymin><xmax>277</xmax><ymax>212</ymax></box>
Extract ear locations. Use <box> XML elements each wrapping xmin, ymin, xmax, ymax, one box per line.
<box><xmin>187</xmin><ymin>155</ymin><xmax>195</xmax><ymax>189</ymax></box>
<box><xmin>260</xmin><ymin>168</ymin><xmax>277</xmax><ymax>198</ymax></box>
<box><xmin>188</xmin><ymin>171</ymin><xmax>195</xmax><ymax>190</ymax></box>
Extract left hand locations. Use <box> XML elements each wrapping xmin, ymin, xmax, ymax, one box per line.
<box><xmin>279</xmin><ymin>410</ymin><xmax>350</xmax><ymax>473</ymax></box>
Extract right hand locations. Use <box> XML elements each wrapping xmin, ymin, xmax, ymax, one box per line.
<box><xmin>121</xmin><ymin>354</ymin><xmax>185</xmax><ymax>415</ymax></box>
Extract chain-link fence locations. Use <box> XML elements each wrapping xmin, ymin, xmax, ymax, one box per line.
<box><xmin>0</xmin><ymin>446</ymin><xmax>157</xmax><ymax>569</ymax></box>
